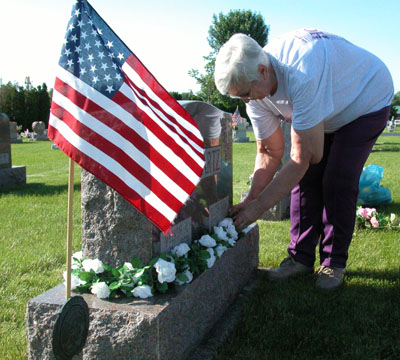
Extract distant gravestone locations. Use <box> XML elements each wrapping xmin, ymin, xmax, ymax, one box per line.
<box><xmin>233</xmin><ymin>122</ymin><xmax>249</xmax><ymax>142</ymax></box>
<box><xmin>32</xmin><ymin>121</ymin><xmax>49</xmax><ymax>141</ymax></box>
<box><xmin>0</xmin><ymin>113</ymin><xmax>26</xmax><ymax>186</ymax></box>
<box><xmin>0</xmin><ymin>114</ymin><xmax>12</xmax><ymax>169</ymax></box>
<box><xmin>9</xmin><ymin>121</ymin><xmax>22</xmax><ymax>143</ymax></box>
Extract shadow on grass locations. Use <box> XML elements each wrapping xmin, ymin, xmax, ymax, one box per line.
<box><xmin>216</xmin><ymin>270</ymin><xmax>400</xmax><ymax>360</ymax></box>
<box><xmin>0</xmin><ymin>182</ymin><xmax>81</xmax><ymax>197</ymax></box>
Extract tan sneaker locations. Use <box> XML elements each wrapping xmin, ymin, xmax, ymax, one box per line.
<box><xmin>316</xmin><ymin>266</ymin><xmax>346</xmax><ymax>291</ymax></box>
<box><xmin>266</xmin><ymin>256</ymin><xmax>314</xmax><ymax>281</ymax></box>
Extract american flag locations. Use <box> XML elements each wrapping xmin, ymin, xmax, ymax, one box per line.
<box><xmin>48</xmin><ymin>0</ymin><xmax>205</xmax><ymax>233</ymax></box>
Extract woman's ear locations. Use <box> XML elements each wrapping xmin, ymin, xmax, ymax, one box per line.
<box><xmin>258</xmin><ymin>64</ymin><xmax>268</xmax><ymax>80</ymax></box>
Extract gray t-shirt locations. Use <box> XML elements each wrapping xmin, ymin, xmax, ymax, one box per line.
<box><xmin>247</xmin><ymin>28</ymin><xmax>394</xmax><ymax>140</ymax></box>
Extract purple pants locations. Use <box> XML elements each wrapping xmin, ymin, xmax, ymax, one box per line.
<box><xmin>288</xmin><ymin>106</ymin><xmax>390</xmax><ymax>268</ymax></box>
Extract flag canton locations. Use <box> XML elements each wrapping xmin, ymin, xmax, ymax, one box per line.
<box><xmin>58</xmin><ymin>0</ymin><xmax>131</xmax><ymax>98</ymax></box>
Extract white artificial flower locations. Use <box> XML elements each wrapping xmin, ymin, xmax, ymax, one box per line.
<box><xmin>154</xmin><ymin>258</ymin><xmax>176</xmax><ymax>283</ymax></box>
<box><xmin>72</xmin><ymin>251</ymin><xmax>83</xmax><ymax>260</ymax></box>
<box><xmin>132</xmin><ymin>285</ymin><xmax>153</xmax><ymax>299</ymax></box>
<box><xmin>215</xmin><ymin>244</ymin><xmax>227</xmax><ymax>258</ymax></box>
<box><xmin>226</xmin><ymin>224</ymin><xmax>238</xmax><ymax>241</ymax></box>
<box><xmin>175</xmin><ymin>270</ymin><xmax>194</xmax><ymax>285</ymax></box>
<box><xmin>206</xmin><ymin>248</ymin><xmax>216</xmax><ymax>268</ymax></box>
<box><xmin>199</xmin><ymin>234</ymin><xmax>217</xmax><ymax>248</ymax></box>
<box><xmin>124</xmin><ymin>262</ymin><xmax>134</xmax><ymax>271</ymax></box>
<box><xmin>218</xmin><ymin>218</ymin><xmax>233</xmax><ymax>228</ymax></box>
<box><xmin>63</xmin><ymin>271</ymin><xmax>85</xmax><ymax>290</ymax></box>
<box><xmin>71</xmin><ymin>251</ymin><xmax>83</xmax><ymax>270</ymax></box>
<box><xmin>390</xmin><ymin>213</ymin><xmax>396</xmax><ymax>222</ymax></box>
<box><xmin>82</xmin><ymin>259</ymin><xmax>105</xmax><ymax>274</ymax></box>
<box><xmin>171</xmin><ymin>243</ymin><xmax>191</xmax><ymax>257</ymax></box>
<box><xmin>91</xmin><ymin>282</ymin><xmax>110</xmax><ymax>299</ymax></box>
<box><xmin>213</xmin><ymin>226</ymin><xmax>229</xmax><ymax>241</ymax></box>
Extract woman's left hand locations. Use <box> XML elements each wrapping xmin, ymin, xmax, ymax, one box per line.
<box><xmin>232</xmin><ymin>199</ymin><xmax>263</xmax><ymax>232</ymax></box>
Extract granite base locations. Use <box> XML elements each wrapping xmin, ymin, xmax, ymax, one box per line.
<box><xmin>25</xmin><ymin>224</ymin><xmax>259</xmax><ymax>360</ymax></box>
<box><xmin>0</xmin><ymin>166</ymin><xmax>26</xmax><ymax>187</ymax></box>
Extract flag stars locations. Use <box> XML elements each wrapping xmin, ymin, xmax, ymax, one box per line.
<box><xmin>74</xmin><ymin>45</ymin><xmax>82</xmax><ymax>54</ymax></box>
<box><xmin>90</xmin><ymin>65</ymin><xmax>97</xmax><ymax>73</ymax></box>
<box><xmin>115</xmin><ymin>73</ymin><xmax>122</xmax><ymax>81</ymax></box>
<box><xmin>112</xmin><ymin>63</ymin><xmax>118</xmax><ymax>70</ymax></box>
<box><xmin>81</xmin><ymin>31</ymin><xmax>88</xmax><ymax>40</ymax></box>
<box><xmin>91</xmin><ymin>28</ymin><xmax>98</xmax><ymax>36</ymax></box>
<box><xmin>94</xmin><ymin>40</ymin><xmax>101</xmax><ymax>48</ymax></box>
<box><xmin>87</xmin><ymin>54</ymin><xmax>94</xmax><ymax>62</ymax></box>
<box><xmin>117</xmin><ymin>53</ymin><xmax>124</xmax><ymax>61</ymax></box>
<box><xmin>64</xmin><ymin>48</ymin><xmax>72</xmax><ymax>56</ymax></box>
<box><xmin>101</xmin><ymin>63</ymin><xmax>108</xmax><ymax>71</ymax></box>
<box><xmin>68</xmin><ymin>23</ymin><xmax>74</xmax><ymax>31</ymax></box>
<box><xmin>92</xmin><ymin>76</ymin><xmax>99</xmax><ymax>84</ymax></box>
<box><xmin>97</xmin><ymin>28</ymin><xmax>102</xmax><ymax>35</ymax></box>
<box><xmin>80</xmin><ymin>67</ymin><xmax>87</xmax><ymax>75</ymax></box>
<box><xmin>104</xmin><ymin>74</ymin><xmax>111</xmax><ymax>82</ymax></box>
<box><xmin>106</xmin><ymin>85</ymin><xmax>114</xmax><ymax>93</ymax></box>
<box><xmin>98</xmin><ymin>51</ymin><xmax>105</xmax><ymax>59</ymax></box>
<box><xmin>106</xmin><ymin>40</ymin><xmax>113</xmax><ymax>49</ymax></box>
<box><xmin>84</xmin><ymin>43</ymin><xmax>91</xmax><ymax>51</ymax></box>
<box><xmin>67</xmin><ymin>59</ymin><xmax>74</xmax><ymax>67</ymax></box>
<box><xmin>77</xmin><ymin>20</ymin><xmax>85</xmax><ymax>28</ymax></box>
<box><xmin>70</xmin><ymin>34</ymin><xmax>78</xmax><ymax>42</ymax></box>
<box><xmin>74</xmin><ymin>9</ymin><xmax>81</xmax><ymax>16</ymax></box>
<box><xmin>77</xmin><ymin>57</ymin><xmax>84</xmax><ymax>64</ymax></box>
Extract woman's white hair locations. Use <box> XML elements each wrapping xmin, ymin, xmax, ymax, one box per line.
<box><xmin>214</xmin><ymin>33</ymin><xmax>270</xmax><ymax>95</ymax></box>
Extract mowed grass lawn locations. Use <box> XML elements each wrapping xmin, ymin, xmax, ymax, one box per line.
<box><xmin>1</xmin><ymin>134</ymin><xmax>400</xmax><ymax>359</ymax></box>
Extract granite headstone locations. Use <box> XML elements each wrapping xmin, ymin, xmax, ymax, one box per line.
<box><xmin>25</xmin><ymin>101</ymin><xmax>259</xmax><ymax>360</ymax></box>
<box><xmin>0</xmin><ymin>113</ymin><xmax>26</xmax><ymax>186</ymax></box>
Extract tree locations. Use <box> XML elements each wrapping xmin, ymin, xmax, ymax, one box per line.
<box><xmin>390</xmin><ymin>90</ymin><xmax>400</xmax><ymax>119</ymax></box>
<box><xmin>189</xmin><ymin>10</ymin><xmax>269</xmax><ymax>116</ymax></box>
<box><xmin>208</xmin><ymin>10</ymin><xmax>269</xmax><ymax>53</ymax></box>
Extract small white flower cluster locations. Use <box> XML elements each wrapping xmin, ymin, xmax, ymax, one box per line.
<box><xmin>65</xmin><ymin>218</ymin><xmax>240</xmax><ymax>300</ymax></box>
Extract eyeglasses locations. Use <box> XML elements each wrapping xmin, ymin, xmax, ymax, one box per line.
<box><xmin>229</xmin><ymin>82</ymin><xmax>256</xmax><ymax>101</ymax></box>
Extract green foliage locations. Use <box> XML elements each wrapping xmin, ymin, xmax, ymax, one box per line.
<box><xmin>390</xmin><ymin>90</ymin><xmax>400</xmax><ymax>118</ymax></box>
<box><xmin>208</xmin><ymin>10</ymin><xmax>269</xmax><ymax>52</ymax></box>
<box><xmin>189</xmin><ymin>10</ymin><xmax>269</xmax><ymax>115</ymax></box>
<box><xmin>0</xmin><ymin>78</ymin><xmax>51</xmax><ymax>130</ymax></box>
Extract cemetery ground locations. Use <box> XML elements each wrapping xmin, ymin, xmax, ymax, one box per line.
<box><xmin>1</xmin><ymin>134</ymin><xmax>399</xmax><ymax>360</ymax></box>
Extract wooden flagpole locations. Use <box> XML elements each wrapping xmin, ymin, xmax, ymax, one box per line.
<box><xmin>65</xmin><ymin>157</ymin><xmax>75</xmax><ymax>300</ymax></box>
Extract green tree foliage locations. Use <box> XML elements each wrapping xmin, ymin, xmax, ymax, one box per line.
<box><xmin>0</xmin><ymin>79</ymin><xmax>51</xmax><ymax>130</ymax></box>
<box><xmin>208</xmin><ymin>10</ymin><xmax>269</xmax><ymax>53</ymax></box>
<box><xmin>190</xmin><ymin>10</ymin><xmax>269</xmax><ymax>118</ymax></box>
<box><xmin>390</xmin><ymin>90</ymin><xmax>400</xmax><ymax>118</ymax></box>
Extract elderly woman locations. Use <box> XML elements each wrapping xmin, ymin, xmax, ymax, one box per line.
<box><xmin>214</xmin><ymin>29</ymin><xmax>393</xmax><ymax>290</ymax></box>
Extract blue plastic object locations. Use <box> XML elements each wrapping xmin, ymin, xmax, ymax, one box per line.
<box><xmin>358</xmin><ymin>164</ymin><xmax>392</xmax><ymax>206</ymax></box>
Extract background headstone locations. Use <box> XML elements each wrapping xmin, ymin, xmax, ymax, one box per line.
<box><xmin>32</xmin><ymin>121</ymin><xmax>49</xmax><ymax>141</ymax></box>
<box><xmin>9</xmin><ymin>121</ymin><xmax>22</xmax><ymax>143</ymax></box>
<box><xmin>0</xmin><ymin>113</ymin><xmax>26</xmax><ymax>186</ymax></box>
<box><xmin>0</xmin><ymin>114</ymin><xmax>12</xmax><ymax>169</ymax></box>
<box><xmin>233</xmin><ymin>122</ymin><xmax>249</xmax><ymax>143</ymax></box>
